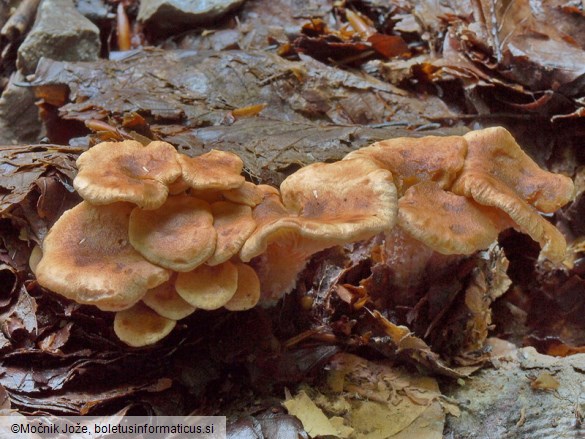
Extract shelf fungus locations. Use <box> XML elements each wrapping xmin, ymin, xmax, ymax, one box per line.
<box><xmin>35</xmin><ymin>128</ymin><xmax>574</xmax><ymax>346</ymax></box>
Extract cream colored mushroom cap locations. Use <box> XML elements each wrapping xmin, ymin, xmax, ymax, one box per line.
<box><xmin>398</xmin><ymin>182</ymin><xmax>500</xmax><ymax>255</ymax></box>
<box><xmin>74</xmin><ymin>140</ymin><xmax>181</xmax><ymax>210</ymax></box>
<box><xmin>175</xmin><ymin>262</ymin><xmax>238</xmax><ymax>310</ymax></box>
<box><xmin>35</xmin><ymin>201</ymin><xmax>170</xmax><ymax>311</ymax></box>
<box><xmin>129</xmin><ymin>195</ymin><xmax>216</xmax><ymax>272</ymax></box>
<box><xmin>177</xmin><ymin>150</ymin><xmax>245</xmax><ymax>191</ymax></box>
<box><xmin>114</xmin><ymin>302</ymin><xmax>177</xmax><ymax>347</ymax></box>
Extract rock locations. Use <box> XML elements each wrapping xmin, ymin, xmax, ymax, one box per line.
<box><xmin>0</xmin><ymin>72</ymin><xmax>44</xmax><ymax>144</ymax></box>
<box><xmin>444</xmin><ymin>341</ymin><xmax>585</xmax><ymax>438</ymax></box>
<box><xmin>138</xmin><ymin>0</ymin><xmax>246</xmax><ymax>33</ymax></box>
<box><xmin>17</xmin><ymin>0</ymin><xmax>100</xmax><ymax>74</ymax></box>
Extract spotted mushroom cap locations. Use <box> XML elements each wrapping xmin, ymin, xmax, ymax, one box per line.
<box><xmin>74</xmin><ymin>140</ymin><xmax>182</xmax><ymax>209</ymax></box>
<box><xmin>452</xmin><ymin>127</ymin><xmax>575</xmax><ymax>262</ymax></box>
<box><xmin>35</xmin><ymin>201</ymin><xmax>170</xmax><ymax>311</ymax></box>
<box><xmin>398</xmin><ymin>182</ymin><xmax>500</xmax><ymax>255</ymax></box>
<box><xmin>344</xmin><ymin>135</ymin><xmax>467</xmax><ymax>194</ymax></box>
<box><xmin>240</xmin><ymin>158</ymin><xmax>397</xmax><ymax>302</ymax></box>
<box><xmin>128</xmin><ymin>195</ymin><xmax>216</xmax><ymax>272</ymax></box>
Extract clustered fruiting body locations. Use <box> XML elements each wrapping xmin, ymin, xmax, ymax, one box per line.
<box><xmin>35</xmin><ymin>127</ymin><xmax>575</xmax><ymax>346</ymax></box>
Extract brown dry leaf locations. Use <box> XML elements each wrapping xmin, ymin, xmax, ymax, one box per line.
<box><xmin>283</xmin><ymin>390</ymin><xmax>344</xmax><ymax>438</ymax></box>
<box><xmin>285</xmin><ymin>353</ymin><xmax>444</xmax><ymax>439</ymax></box>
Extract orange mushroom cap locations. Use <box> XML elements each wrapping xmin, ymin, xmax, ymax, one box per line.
<box><xmin>224</xmin><ymin>262</ymin><xmax>261</xmax><ymax>311</ymax></box>
<box><xmin>240</xmin><ymin>158</ymin><xmax>397</xmax><ymax>302</ymax></box>
<box><xmin>175</xmin><ymin>261</ymin><xmax>239</xmax><ymax>310</ymax></box>
<box><xmin>142</xmin><ymin>274</ymin><xmax>196</xmax><ymax>320</ymax></box>
<box><xmin>114</xmin><ymin>302</ymin><xmax>176</xmax><ymax>347</ymax></box>
<box><xmin>128</xmin><ymin>195</ymin><xmax>216</xmax><ymax>272</ymax></box>
<box><xmin>344</xmin><ymin>135</ymin><xmax>467</xmax><ymax>194</ymax></box>
<box><xmin>452</xmin><ymin>127</ymin><xmax>575</xmax><ymax>262</ymax></box>
<box><xmin>74</xmin><ymin>140</ymin><xmax>182</xmax><ymax>209</ymax></box>
<box><xmin>398</xmin><ymin>182</ymin><xmax>500</xmax><ymax>255</ymax></box>
<box><xmin>177</xmin><ymin>149</ymin><xmax>245</xmax><ymax>191</ymax></box>
<box><xmin>207</xmin><ymin>201</ymin><xmax>256</xmax><ymax>266</ymax></box>
<box><xmin>35</xmin><ymin>201</ymin><xmax>170</xmax><ymax>311</ymax></box>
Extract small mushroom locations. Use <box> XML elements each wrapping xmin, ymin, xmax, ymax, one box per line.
<box><xmin>74</xmin><ymin>140</ymin><xmax>181</xmax><ymax>209</ymax></box>
<box><xmin>240</xmin><ymin>158</ymin><xmax>397</xmax><ymax>302</ymax></box>
<box><xmin>398</xmin><ymin>181</ymin><xmax>500</xmax><ymax>254</ymax></box>
<box><xmin>207</xmin><ymin>201</ymin><xmax>256</xmax><ymax>266</ymax></box>
<box><xmin>28</xmin><ymin>244</ymin><xmax>43</xmax><ymax>276</ymax></box>
<box><xmin>224</xmin><ymin>262</ymin><xmax>261</xmax><ymax>311</ymax></box>
<box><xmin>175</xmin><ymin>261</ymin><xmax>239</xmax><ymax>310</ymax></box>
<box><xmin>128</xmin><ymin>195</ymin><xmax>216</xmax><ymax>272</ymax></box>
<box><xmin>35</xmin><ymin>201</ymin><xmax>170</xmax><ymax>311</ymax></box>
<box><xmin>142</xmin><ymin>274</ymin><xmax>196</xmax><ymax>320</ymax></box>
<box><xmin>114</xmin><ymin>302</ymin><xmax>176</xmax><ymax>347</ymax></box>
<box><xmin>344</xmin><ymin>135</ymin><xmax>467</xmax><ymax>194</ymax></box>
<box><xmin>223</xmin><ymin>181</ymin><xmax>264</xmax><ymax>207</ymax></box>
<box><xmin>177</xmin><ymin>150</ymin><xmax>245</xmax><ymax>191</ymax></box>
<box><xmin>452</xmin><ymin>127</ymin><xmax>575</xmax><ymax>262</ymax></box>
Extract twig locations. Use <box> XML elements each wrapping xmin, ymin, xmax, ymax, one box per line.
<box><xmin>1</xmin><ymin>0</ymin><xmax>41</xmax><ymax>41</ymax></box>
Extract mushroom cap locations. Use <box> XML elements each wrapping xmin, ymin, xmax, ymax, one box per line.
<box><xmin>398</xmin><ymin>182</ymin><xmax>500</xmax><ymax>254</ymax></box>
<box><xmin>114</xmin><ymin>302</ymin><xmax>176</xmax><ymax>347</ymax></box>
<box><xmin>74</xmin><ymin>140</ymin><xmax>181</xmax><ymax>209</ymax></box>
<box><xmin>453</xmin><ymin>172</ymin><xmax>568</xmax><ymax>262</ymax></box>
<box><xmin>128</xmin><ymin>195</ymin><xmax>216</xmax><ymax>272</ymax></box>
<box><xmin>452</xmin><ymin>127</ymin><xmax>574</xmax><ymax>262</ymax></box>
<box><xmin>29</xmin><ymin>244</ymin><xmax>43</xmax><ymax>276</ymax></box>
<box><xmin>207</xmin><ymin>201</ymin><xmax>257</xmax><ymax>266</ymax></box>
<box><xmin>177</xmin><ymin>150</ymin><xmax>245</xmax><ymax>191</ymax></box>
<box><xmin>460</xmin><ymin>127</ymin><xmax>574</xmax><ymax>212</ymax></box>
<box><xmin>175</xmin><ymin>261</ymin><xmax>238</xmax><ymax>310</ymax></box>
<box><xmin>240</xmin><ymin>158</ymin><xmax>397</xmax><ymax>302</ymax></box>
<box><xmin>344</xmin><ymin>135</ymin><xmax>467</xmax><ymax>194</ymax></box>
<box><xmin>142</xmin><ymin>274</ymin><xmax>196</xmax><ymax>320</ymax></box>
<box><xmin>223</xmin><ymin>181</ymin><xmax>264</xmax><ymax>207</ymax></box>
<box><xmin>35</xmin><ymin>201</ymin><xmax>170</xmax><ymax>311</ymax></box>
<box><xmin>224</xmin><ymin>262</ymin><xmax>261</xmax><ymax>311</ymax></box>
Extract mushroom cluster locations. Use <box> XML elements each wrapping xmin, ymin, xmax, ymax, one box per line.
<box><xmin>35</xmin><ymin>141</ymin><xmax>266</xmax><ymax>347</ymax></box>
<box><xmin>34</xmin><ymin>128</ymin><xmax>574</xmax><ymax>346</ymax></box>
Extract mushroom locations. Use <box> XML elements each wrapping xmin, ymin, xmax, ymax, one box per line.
<box><xmin>114</xmin><ymin>302</ymin><xmax>176</xmax><ymax>347</ymax></box>
<box><xmin>451</xmin><ymin>127</ymin><xmax>575</xmax><ymax>262</ymax></box>
<box><xmin>207</xmin><ymin>201</ymin><xmax>256</xmax><ymax>266</ymax></box>
<box><xmin>29</xmin><ymin>244</ymin><xmax>43</xmax><ymax>276</ymax></box>
<box><xmin>177</xmin><ymin>149</ymin><xmax>245</xmax><ymax>191</ymax></box>
<box><xmin>74</xmin><ymin>140</ymin><xmax>182</xmax><ymax>209</ymax></box>
<box><xmin>223</xmin><ymin>181</ymin><xmax>264</xmax><ymax>207</ymax></box>
<box><xmin>128</xmin><ymin>195</ymin><xmax>216</xmax><ymax>272</ymax></box>
<box><xmin>397</xmin><ymin>181</ymin><xmax>501</xmax><ymax>254</ymax></box>
<box><xmin>142</xmin><ymin>274</ymin><xmax>196</xmax><ymax>320</ymax></box>
<box><xmin>35</xmin><ymin>201</ymin><xmax>170</xmax><ymax>311</ymax></box>
<box><xmin>175</xmin><ymin>261</ymin><xmax>239</xmax><ymax>310</ymax></box>
<box><xmin>240</xmin><ymin>157</ymin><xmax>397</xmax><ymax>302</ymax></box>
<box><xmin>344</xmin><ymin>134</ymin><xmax>467</xmax><ymax>194</ymax></box>
<box><xmin>224</xmin><ymin>262</ymin><xmax>261</xmax><ymax>311</ymax></box>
